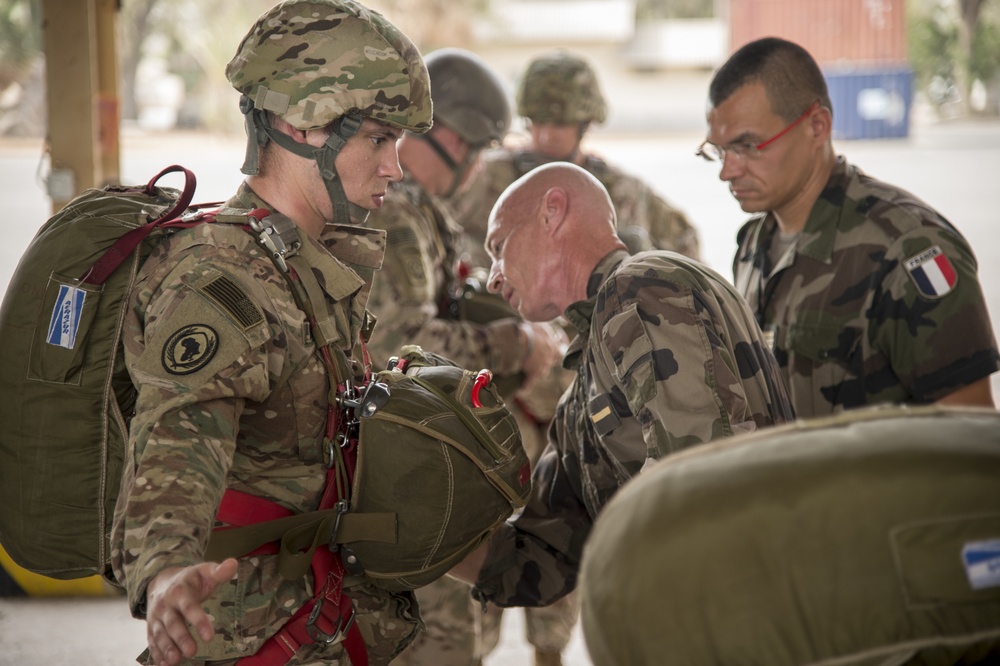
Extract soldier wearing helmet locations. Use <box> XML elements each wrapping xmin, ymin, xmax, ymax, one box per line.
<box><xmin>363</xmin><ymin>47</ymin><xmax>570</xmax><ymax>666</ymax></box>
<box><xmin>448</xmin><ymin>49</ymin><xmax>700</xmax><ymax>265</ymax></box>
<box><xmin>110</xmin><ymin>2</ymin><xmax>432</xmax><ymax>664</ymax></box>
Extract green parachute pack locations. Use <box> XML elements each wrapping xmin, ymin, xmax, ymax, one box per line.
<box><xmin>0</xmin><ymin>166</ymin><xmax>529</xmax><ymax>590</ymax></box>
<box><xmin>581</xmin><ymin>405</ymin><xmax>1000</xmax><ymax>666</ymax></box>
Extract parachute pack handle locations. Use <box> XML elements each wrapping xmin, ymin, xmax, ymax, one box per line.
<box><xmin>79</xmin><ymin>165</ymin><xmax>197</xmax><ymax>286</ymax></box>
<box><xmin>205</xmin><ymin>490</ymin><xmax>397</xmax><ymax>582</ymax></box>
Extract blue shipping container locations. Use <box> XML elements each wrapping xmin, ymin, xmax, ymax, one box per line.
<box><xmin>824</xmin><ymin>66</ymin><xmax>913</xmax><ymax>140</ymax></box>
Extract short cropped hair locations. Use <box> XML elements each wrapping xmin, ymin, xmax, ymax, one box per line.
<box><xmin>709</xmin><ymin>37</ymin><xmax>833</xmax><ymax>122</ymax></box>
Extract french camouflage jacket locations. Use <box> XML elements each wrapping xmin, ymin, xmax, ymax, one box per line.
<box><xmin>364</xmin><ymin>175</ymin><xmax>527</xmax><ymax>376</ymax></box>
<box><xmin>447</xmin><ymin>147</ymin><xmax>700</xmax><ymax>268</ymax></box>
<box><xmin>733</xmin><ymin>157</ymin><xmax>1000</xmax><ymax>418</ymax></box>
<box><xmin>111</xmin><ymin>183</ymin><xmax>420</xmax><ymax>664</ymax></box>
<box><xmin>472</xmin><ymin>249</ymin><xmax>794</xmax><ymax>608</ymax></box>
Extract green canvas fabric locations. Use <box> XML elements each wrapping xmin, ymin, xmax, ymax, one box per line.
<box><xmin>580</xmin><ymin>405</ymin><xmax>1000</xmax><ymax>666</ymax></box>
<box><xmin>349</xmin><ymin>346</ymin><xmax>530</xmax><ymax>591</ymax></box>
<box><xmin>0</xmin><ymin>181</ymin><xmax>188</xmax><ymax>579</ymax></box>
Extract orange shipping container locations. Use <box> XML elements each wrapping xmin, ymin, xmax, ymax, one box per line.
<box><xmin>727</xmin><ymin>0</ymin><xmax>908</xmax><ymax>66</ymax></box>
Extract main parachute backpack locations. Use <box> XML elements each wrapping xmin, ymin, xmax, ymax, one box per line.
<box><xmin>0</xmin><ymin>166</ymin><xmax>204</xmax><ymax>579</ymax></box>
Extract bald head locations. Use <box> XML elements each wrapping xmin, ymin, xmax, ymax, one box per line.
<box><xmin>485</xmin><ymin>162</ymin><xmax>626</xmax><ymax>321</ymax></box>
<box><xmin>492</xmin><ymin>162</ymin><xmax>617</xmax><ymax>242</ymax></box>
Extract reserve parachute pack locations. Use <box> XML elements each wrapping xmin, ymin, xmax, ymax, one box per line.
<box><xmin>0</xmin><ymin>166</ymin><xmax>529</xmax><ymax>589</ymax></box>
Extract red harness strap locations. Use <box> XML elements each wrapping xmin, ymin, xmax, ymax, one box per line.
<box><xmin>217</xmin><ymin>469</ymin><xmax>367</xmax><ymax>666</ymax></box>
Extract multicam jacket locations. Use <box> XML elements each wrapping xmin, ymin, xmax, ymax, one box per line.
<box><xmin>733</xmin><ymin>157</ymin><xmax>1000</xmax><ymax>419</ymax></box>
<box><xmin>111</xmin><ymin>183</ymin><xmax>420</xmax><ymax>665</ymax></box>
<box><xmin>364</xmin><ymin>175</ymin><xmax>526</xmax><ymax>376</ymax></box>
<box><xmin>448</xmin><ymin>147</ymin><xmax>701</xmax><ymax>268</ymax></box>
<box><xmin>472</xmin><ymin>249</ymin><xmax>794</xmax><ymax>608</ymax></box>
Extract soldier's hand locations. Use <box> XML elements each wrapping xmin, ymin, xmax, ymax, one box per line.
<box><xmin>519</xmin><ymin>321</ymin><xmax>568</xmax><ymax>392</ymax></box>
<box><xmin>145</xmin><ymin>558</ymin><xmax>238</xmax><ymax>666</ymax></box>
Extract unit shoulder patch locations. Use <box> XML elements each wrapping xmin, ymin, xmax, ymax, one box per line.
<box><xmin>162</xmin><ymin>324</ymin><xmax>219</xmax><ymax>375</ymax></box>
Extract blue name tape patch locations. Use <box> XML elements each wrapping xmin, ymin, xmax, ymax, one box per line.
<box><xmin>962</xmin><ymin>539</ymin><xmax>1000</xmax><ymax>590</ymax></box>
<box><xmin>46</xmin><ymin>284</ymin><xmax>86</xmax><ymax>350</ymax></box>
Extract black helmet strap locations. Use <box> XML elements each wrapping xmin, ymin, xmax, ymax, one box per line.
<box><xmin>416</xmin><ymin>127</ymin><xmax>481</xmax><ymax>198</ymax></box>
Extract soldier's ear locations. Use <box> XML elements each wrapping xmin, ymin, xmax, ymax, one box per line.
<box><xmin>809</xmin><ymin>105</ymin><xmax>832</xmax><ymax>143</ymax></box>
<box><xmin>541</xmin><ymin>186</ymin><xmax>567</xmax><ymax>233</ymax></box>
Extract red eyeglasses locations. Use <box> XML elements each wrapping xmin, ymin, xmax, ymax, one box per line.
<box><xmin>696</xmin><ymin>100</ymin><xmax>820</xmax><ymax>162</ymax></box>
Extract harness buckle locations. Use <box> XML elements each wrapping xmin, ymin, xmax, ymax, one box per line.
<box><xmin>306</xmin><ymin>595</ymin><xmax>356</xmax><ymax>646</ymax></box>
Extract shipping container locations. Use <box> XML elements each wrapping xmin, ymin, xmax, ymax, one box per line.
<box><xmin>727</xmin><ymin>0</ymin><xmax>908</xmax><ymax>66</ymax></box>
<box><xmin>825</xmin><ymin>66</ymin><xmax>913</xmax><ymax>140</ymax></box>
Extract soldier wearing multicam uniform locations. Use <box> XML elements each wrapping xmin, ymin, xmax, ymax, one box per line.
<box><xmin>450</xmin><ymin>163</ymin><xmax>794</xmax><ymax>618</ymax></box>
<box><xmin>701</xmin><ymin>37</ymin><xmax>999</xmax><ymax>418</ymax></box>
<box><xmin>448</xmin><ymin>49</ymin><xmax>700</xmax><ymax>267</ymax></box>
<box><xmin>359</xmin><ymin>48</ymin><xmax>567</xmax><ymax>666</ymax></box>
<box><xmin>109</xmin><ymin>2</ymin><xmax>433</xmax><ymax>664</ymax></box>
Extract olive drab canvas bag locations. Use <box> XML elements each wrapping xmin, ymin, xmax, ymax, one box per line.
<box><xmin>0</xmin><ymin>166</ymin><xmax>210</xmax><ymax>579</ymax></box>
<box><xmin>346</xmin><ymin>345</ymin><xmax>530</xmax><ymax>590</ymax></box>
<box><xmin>0</xmin><ymin>166</ymin><xmax>531</xmax><ymax>586</ymax></box>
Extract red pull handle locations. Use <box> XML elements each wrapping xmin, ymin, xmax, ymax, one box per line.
<box><xmin>470</xmin><ymin>369</ymin><xmax>493</xmax><ymax>408</ymax></box>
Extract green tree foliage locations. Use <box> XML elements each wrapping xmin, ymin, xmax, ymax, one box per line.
<box><xmin>0</xmin><ymin>0</ymin><xmax>41</xmax><ymax>91</ymax></box>
<box><xmin>909</xmin><ymin>0</ymin><xmax>1000</xmax><ymax>114</ymax></box>
<box><xmin>635</xmin><ymin>0</ymin><xmax>715</xmax><ymax>21</ymax></box>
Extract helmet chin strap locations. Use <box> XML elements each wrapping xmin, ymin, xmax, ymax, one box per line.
<box><xmin>415</xmin><ymin>131</ymin><xmax>478</xmax><ymax>198</ymax></box>
<box><xmin>239</xmin><ymin>95</ymin><xmax>367</xmax><ymax>225</ymax></box>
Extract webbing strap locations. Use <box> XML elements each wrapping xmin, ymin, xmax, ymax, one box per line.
<box><xmin>206</xmin><ymin>492</ymin><xmax>396</xmax><ymax>581</ymax></box>
<box><xmin>220</xmin><ymin>480</ymin><xmax>369</xmax><ymax>666</ymax></box>
<box><xmin>80</xmin><ymin>165</ymin><xmax>197</xmax><ymax>285</ymax></box>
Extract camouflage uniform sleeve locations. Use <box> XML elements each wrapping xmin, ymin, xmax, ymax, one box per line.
<box><xmin>115</xmin><ymin>251</ymin><xmax>273</xmax><ymax>614</ymax></box>
<box><xmin>872</xmin><ymin>225</ymin><xmax>1000</xmax><ymax>401</ymax></box>
<box><xmin>592</xmin><ymin>266</ymin><xmax>762</xmax><ymax>459</ymax></box>
<box><xmin>473</xmin><ymin>261</ymin><xmax>776</xmax><ymax>609</ymax></box>
<box><xmin>473</xmin><ymin>434</ymin><xmax>593</xmax><ymax>608</ymax></box>
<box><xmin>366</xmin><ymin>198</ymin><xmax>527</xmax><ymax>375</ymax></box>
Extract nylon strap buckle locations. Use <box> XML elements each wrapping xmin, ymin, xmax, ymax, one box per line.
<box><xmin>248</xmin><ymin>209</ymin><xmax>300</xmax><ymax>273</ymax></box>
<box><xmin>306</xmin><ymin>597</ymin><xmax>356</xmax><ymax>646</ymax></box>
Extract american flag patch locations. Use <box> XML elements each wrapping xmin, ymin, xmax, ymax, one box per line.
<box><xmin>904</xmin><ymin>245</ymin><xmax>957</xmax><ymax>298</ymax></box>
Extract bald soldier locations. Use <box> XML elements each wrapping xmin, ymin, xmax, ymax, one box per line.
<box><xmin>361</xmin><ymin>48</ymin><xmax>567</xmax><ymax>666</ymax></box>
<box><xmin>450</xmin><ymin>162</ymin><xmax>793</xmax><ymax>609</ymax></box>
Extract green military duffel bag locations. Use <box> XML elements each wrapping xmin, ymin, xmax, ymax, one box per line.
<box><xmin>580</xmin><ymin>405</ymin><xmax>1000</xmax><ymax>666</ymax></box>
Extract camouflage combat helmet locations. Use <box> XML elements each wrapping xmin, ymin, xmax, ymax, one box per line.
<box><xmin>517</xmin><ymin>50</ymin><xmax>608</xmax><ymax>125</ymax></box>
<box><xmin>426</xmin><ymin>48</ymin><xmax>511</xmax><ymax>147</ymax></box>
<box><xmin>226</xmin><ymin>0</ymin><xmax>432</xmax><ymax>223</ymax></box>
<box><xmin>419</xmin><ymin>47</ymin><xmax>511</xmax><ymax>196</ymax></box>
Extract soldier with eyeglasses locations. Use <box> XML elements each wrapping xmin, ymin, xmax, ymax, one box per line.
<box><xmin>699</xmin><ymin>37</ymin><xmax>998</xmax><ymax>418</ymax></box>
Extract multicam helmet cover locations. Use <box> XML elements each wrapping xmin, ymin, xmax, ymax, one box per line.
<box><xmin>516</xmin><ymin>50</ymin><xmax>608</xmax><ymax>125</ymax></box>
<box><xmin>226</xmin><ymin>0</ymin><xmax>432</xmax><ymax>133</ymax></box>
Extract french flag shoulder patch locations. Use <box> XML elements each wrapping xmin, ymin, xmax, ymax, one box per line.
<box><xmin>904</xmin><ymin>245</ymin><xmax>957</xmax><ymax>298</ymax></box>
